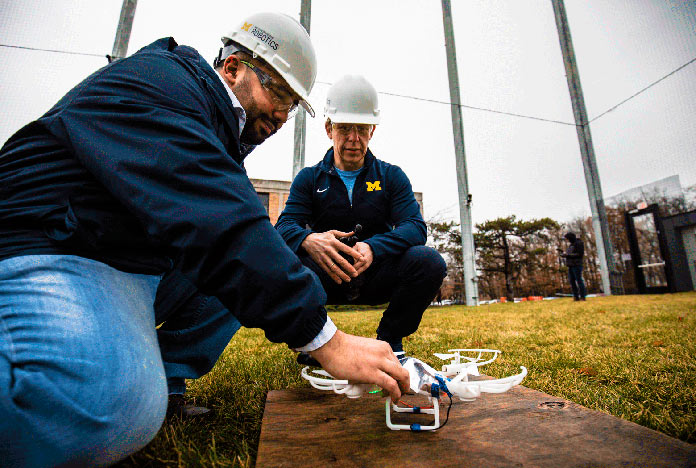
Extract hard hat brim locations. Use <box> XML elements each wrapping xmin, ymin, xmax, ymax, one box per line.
<box><xmin>325</xmin><ymin>111</ymin><xmax>380</xmax><ymax>125</ymax></box>
<box><xmin>299</xmin><ymin>99</ymin><xmax>315</xmax><ymax>118</ymax></box>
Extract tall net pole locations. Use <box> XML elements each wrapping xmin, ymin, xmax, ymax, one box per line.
<box><xmin>292</xmin><ymin>0</ymin><xmax>311</xmax><ymax>180</ymax></box>
<box><xmin>441</xmin><ymin>0</ymin><xmax>479</xmax><ymax>306</ymax></box>
<box><xmin>111</xmin><ymin>0</ymin><xmax>138</xmax><ymax>61</ymax></box>
<box><xmin>551</xmin><ymin>0</ymin><xmax>618</xmax><ymax>295</ymax></box>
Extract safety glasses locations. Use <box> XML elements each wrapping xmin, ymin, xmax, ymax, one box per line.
<box><xmin>240</xmin><ymin>60</ymin><xmax>299</xmax><ymax>118</ymax></box>
<box><xmin>332</xmin><ymin>123</ymin><xmax>373</xmax><ymax>137</ymax></box>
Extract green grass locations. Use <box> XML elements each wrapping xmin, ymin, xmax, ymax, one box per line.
<box><xmin>117</xmin><ymin>293</ymin><xmax>696</xmax><ymax>467</ymax></box>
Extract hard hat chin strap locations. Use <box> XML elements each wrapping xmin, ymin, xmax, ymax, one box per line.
<box><xmin>213</xmin><ymin>43</ymin><xmax>258</xmax><ymax>68</ymax></box>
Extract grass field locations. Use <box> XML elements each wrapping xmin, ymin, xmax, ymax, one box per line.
<box><xmin>117</xmin><ymin>292</ymin><xmax>696</xmax><ymax>467</ymax></box>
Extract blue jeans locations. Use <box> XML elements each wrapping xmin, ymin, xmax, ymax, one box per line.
<box><xmin>0</xmin><ymin>255</ymin><xmax>168</xmax><ymax>467</ymax></box>
<box><xmin>155</xmin><ymin>270</ymin><xmax>242</xmax><ymax>395</ymax></box>
<box><xmin>568</xmin><ymin>264</ymin><xmax>587</xmax><ymax>299</ymax></box>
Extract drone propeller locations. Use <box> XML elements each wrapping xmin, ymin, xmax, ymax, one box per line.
<box><xmin>300</xmin><ymin>366</ymin><xmax>374</xmax><ymax>399</ymax></box>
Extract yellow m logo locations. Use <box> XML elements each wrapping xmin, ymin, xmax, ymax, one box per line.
<box><xmin>241</xmin><ymin>22</ymin><xmax>252</xmax><ymax>32</ymax></box>
<box><xmin>366</xmin><ymin>181</ymin><xmax>381</xmax><ymax>191</ymax></box>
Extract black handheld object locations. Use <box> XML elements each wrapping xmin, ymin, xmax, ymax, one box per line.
<box><xmin>339</xmin><ymin>224</ymin><xmax>364</xmax><ymax>301</ymax></box>
<box><xmin>339</xmin><ymin>224</ymin><xmax>362</xmax><ymax>248</ymax></box>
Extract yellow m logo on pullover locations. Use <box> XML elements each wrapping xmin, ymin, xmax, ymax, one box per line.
<box><xmin>366</xmin><ymin>181</ymin><xmax>381</xmax><ymax>191</ymax></box>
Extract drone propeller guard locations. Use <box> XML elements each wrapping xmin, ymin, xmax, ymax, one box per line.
<box><xmin>301</xmin><ymin>367</ymin><xmax>374</xmax><ymax>399</ymax></box>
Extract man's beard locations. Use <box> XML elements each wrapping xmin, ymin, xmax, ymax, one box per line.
<box><xmin>236</xmin><ymin>73</ymin><xmax>283</xmax><ymax>145</ymax></box>
<box><xmin>240</xmin><ymin>117</ymin><xmax>276</xmax><ymax>145</ymax></box>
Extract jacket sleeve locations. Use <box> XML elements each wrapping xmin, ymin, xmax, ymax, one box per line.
<box><xmin>42</xmin><ymin>50</ymin><xmax>327</xmax><ymax>348</ymax></box>
<box><xmin>274</xmin><ymin>167</ymin><xmax>315</xmax><ymax>253</ymax></box>
<box><xmin>365</xmin><ymin>165</ymin><xmax>426</xmax><ymax>258</ymax></box>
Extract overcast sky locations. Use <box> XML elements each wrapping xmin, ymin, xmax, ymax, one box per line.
<box><xmin>1</xmin><ymin>0</ymin><xmax>694</xmax><ymax>226</ymax></box>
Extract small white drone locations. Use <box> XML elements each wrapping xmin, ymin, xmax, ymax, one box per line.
<box><xmin>301</xmin><ymin>349</ymin><xmax>527</xmax><ymax>431</ymax></box>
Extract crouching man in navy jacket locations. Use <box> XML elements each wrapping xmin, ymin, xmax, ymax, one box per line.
<box><xmin>276</xmin><ymin>75</ymin><xmax>447</xmax><ymax>358</ymax></box>
<box><xmin>0</xmin><ymin>15</ymin><xmax>409</xmax><ymax>467</ymax></box>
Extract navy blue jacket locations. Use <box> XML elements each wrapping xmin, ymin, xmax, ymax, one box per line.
<box><xmin>0</xmin><ymin>38</ymin><xmax>327</xmax><ymax>348</ymax></box>
<box><xmin>275</xmin><ymin>148</ymin><xmax>426</xmax><ymax>258</ymax></box>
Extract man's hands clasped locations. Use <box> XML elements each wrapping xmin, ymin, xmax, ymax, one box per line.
<box><xmin>301</xmin><ymin>230</ymin><xmax>373</xmax><ymax>284</ymax></box>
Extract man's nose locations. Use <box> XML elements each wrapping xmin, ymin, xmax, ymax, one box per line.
<box><xmin>272</xmin><ymin>107</ymin><xmax>289</xmax><ymax>124</ymax></box>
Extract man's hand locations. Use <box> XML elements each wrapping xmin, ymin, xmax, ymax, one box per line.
<box><xmin>353</xmin><ymin>242</ymin><xmax>373</xmax><ymax>276</ymax></box>
<box><xmin>301</xmin><ymin>231</ymin><xmax>364</xmax><ymax>284</ymax></box>
<box><xmin>310</xmin><ymin>330</ymin><xmax>410</xmax><ymax>400</ymax></box>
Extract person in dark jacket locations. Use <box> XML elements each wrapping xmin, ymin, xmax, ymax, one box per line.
<box><xmin>559</xmin><ymin>231</ymin><xmax>587</xmax><ymax>300</ymax></box>
<box><xmin>276</xmin><ymin>75</ymin><xmax>447</xmax><ymax>359</ymax></box>
<box><xmin>0</xmin><ymin>14</ymin><xmax>408</xmax><ymax>467</ymax></box>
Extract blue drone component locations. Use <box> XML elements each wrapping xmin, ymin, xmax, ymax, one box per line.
<box><xmin>434</xmin><ymin>375</ymin><xmax>453</xmax><ymax>398</ymax></box>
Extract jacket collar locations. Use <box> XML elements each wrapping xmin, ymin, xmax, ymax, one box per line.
<box><xmin>319</xmin><ymin>147</ymin><xmax>376</xmax><ymax>174</ymax></box>
<box><xmin>140</xmin><ymin>38</ymin><xmax>246</xmax><ymax>161</ymax></box>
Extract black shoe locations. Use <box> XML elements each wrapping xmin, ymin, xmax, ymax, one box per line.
<box><xmin>166</xmin><ymin>394</ymin><xmax>211</xmax><ymax>420</ymax></box>
<box><xmin>573</xmin><ymin>297</ymin><xmax>580</xmax><ymax>301</ymax></box>
<box><xmin>297</xmin><ymin>352</ymin><xmax>322</xmax><ymax>368</ymax></box>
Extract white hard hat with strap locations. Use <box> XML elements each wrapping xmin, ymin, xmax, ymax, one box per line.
<box><xmin>216</xmin><ymin>12</ymin><xmax>318</xmax><ymax>117</ymax></box>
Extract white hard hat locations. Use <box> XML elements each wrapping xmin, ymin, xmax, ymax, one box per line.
<box><xmin>218</xmin><ymin>12</ymin><xmax>317</xmax><ymax>117</ymax></box>
<box><xmin>324</xmin><ymin>75</ymin><xmax>380</xmax><ymax>125</ymax></box>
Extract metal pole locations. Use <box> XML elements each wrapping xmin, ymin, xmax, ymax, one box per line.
<box><xmin>292</xmin><ymin>0</ymin><xmax>311</xmax><ymax>180</ymax></box>
<box><xmin>551</xmin><ymin>0</ymin><xmax>617</xmax><ymax>295</ymax></box>
<box><xmin>441</xmin><ymin>0</ymin><xmax>479</xmax><ymax>306</ymax></box>
<box><xmin>111</xmin><ymin>0</ymin><xmax>138</xmax><ymax>61</ymax></box>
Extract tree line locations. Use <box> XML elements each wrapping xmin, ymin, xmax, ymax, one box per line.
<box><xmin>428</xmin><ymin>184</ymin><xmax>696</xmax><ymax>302</ymax></box>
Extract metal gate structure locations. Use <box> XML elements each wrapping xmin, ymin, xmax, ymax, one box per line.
<box><xmin>624</xmin><ymin>204</ymin><xmax>671</xmax><ymax>294</ymax></box>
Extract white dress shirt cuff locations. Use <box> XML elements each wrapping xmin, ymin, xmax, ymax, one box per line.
<box><xmin>294</xmin><ymin>317</ymin><xmax>337</xmax><ymax>352</ymax></box>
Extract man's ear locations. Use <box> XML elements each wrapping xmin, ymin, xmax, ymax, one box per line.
<box><xmin>221</xmin><ymin>55</ymin><xmax>242</xmax><ymax>86</ymax></box>
<box><xmin>324</xmin><ymin>119</ymin><xmax>333</xmax><ymax>139</ymax></box>
<box><xmin>368</xmin><ymin>125</ymin><xmax>376</xmax><ymax>139</ymax></box>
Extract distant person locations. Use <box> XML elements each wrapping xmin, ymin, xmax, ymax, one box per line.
<box><xmin>0</xmin><ymin>14</ymin><xmax>408</xmax><ymax>466</ymax></box>
<box><xmin>275</xmin><ymin>75</ymin><xmax>447</xmax><ymax>362</ymax></box>
<box><xmin>558</xmin><ymin>231</ymin><xmax>587</xmax><ymax>301</ymax></box>
<box><xmin>435</xmin><ymin>289</ymin><xmax>443</xmax><ymax>306</ymax></box>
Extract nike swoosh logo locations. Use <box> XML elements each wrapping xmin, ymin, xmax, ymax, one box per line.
<box><xmin>317</xmin><ymin>188</ymin><xmax>328</xmax><ymax>193</ymax></box>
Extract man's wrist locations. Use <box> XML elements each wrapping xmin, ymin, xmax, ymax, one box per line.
<box><xmin>363</xmin><ymin>240</ymin><xmax>378</xmax><ymax>259</ymax></box>
<box><xmin>299</xmin><ymin>231</ymin><xmax>316</xmax><ymax>252</ymax></box>
<box><xmin>293</xmin><ymin>317</ymin><xmax>337</xmax><ymax>352</ymax></box>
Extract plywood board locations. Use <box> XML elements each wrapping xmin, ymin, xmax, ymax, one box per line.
<box><xmin>255</xmin><ymin>385</ymin><xmax>695</xmax><ymax>467</ymax></box>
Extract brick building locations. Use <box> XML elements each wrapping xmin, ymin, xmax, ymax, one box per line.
<box><xmin>250</xmin><ymin>178</ymin><xmax>424</xmax><ymax>225</ymax></box>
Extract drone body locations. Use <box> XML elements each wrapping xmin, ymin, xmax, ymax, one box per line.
<box><xmin>301</xmin><ymin>349</ymin><xmax>527</xmax><ymax>431</ymax></box>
